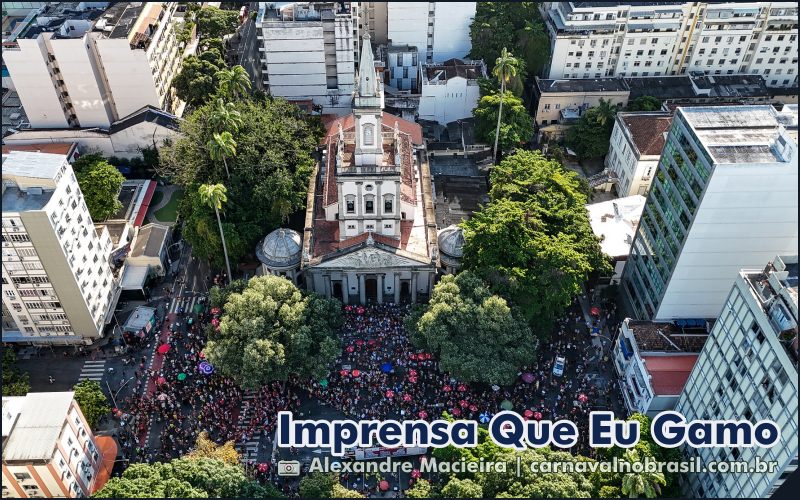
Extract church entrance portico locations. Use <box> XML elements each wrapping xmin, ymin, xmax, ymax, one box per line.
<box><xmin>365</xmin><ymin>276</ymin><xmax>378</xmax><ymax>303</ymax></box>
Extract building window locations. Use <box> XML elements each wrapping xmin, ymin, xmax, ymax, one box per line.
<box><xmin>365</xmin><ymin>198</ymin><xmax>374</xmax><ymax>214</ymax></box>
<box><xmin>363</xmin><ymin>123</ymin><xmax>375</xmax><ymax>146</ymax></box>
<box><xmin>384</xmin><ymin>196</ymin><xmax>393</xmax><ymax>213</ymax></box>
<box><xmin>346</xmin><ymin>197</ymin><xmax>355</xmax><ymax>213</ymax></box>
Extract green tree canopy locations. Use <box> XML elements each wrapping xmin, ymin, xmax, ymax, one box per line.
<box><xmin>473</xmin><ymin>92</ymin><xmax>533</xmax><ymax>152</ymax></box>
<box><xmin>72</xmin><ymin>380</ymin><xmax>111</xmax><ymax>429</ymax></box>
<box><xmin>441</xmin><ymin>477</ymin><xmax>483</xmax><ymax>498</ymax></box>
<box><xmin>172</xmin><ymin>49</ymin><xmax>226</xmax><ymax>108</ymax></box>
<box><xmin>298</xmin><ymin>473</ymin><xmax>362</xmax><ymax>498</ymax></box>
<box><xmin>92</xmin><ymin>458</ymin><xmax>282</xmax><ymax>498</ymax></box>
<box><xmin>203</xmin><ymin>275</ymin><xmax>341</xmax><ymax>388</ymax></box>
<box><xmin>75</xmin><ymin>159</ymin><xmax>124</xmax><ymax>222</ymax></box>
<box><xmin>406</xmin><ymin>271</ymin><xmax>536</xmax><ymax>385</ymax></box>
<box><xmin>461</xmin><ymin>150</ymin><xmax>610</xmax><ymax>332</ymax></box>
<box><xmin>565</xmin><ymin>98</ymin><xmax>621</xmax><ymax>159</ymax></box>
<box><xmin>626</xmin><ymin>95</ymin><xmax>663</xmax><ymax>112</ymax></box>
<box><xmin>2</xmin><ymin>348</ymin><xmax>29</xmax><ymax>396</ymax></box>
<box><xmin>406</xmin><ymin>479</ymin><xmax>434</xmax><ymax>498</ymax></box>
<box><xmin>195</xmin><ymin>6</ymin><xmax>238</xmax><ymax>39</ymax></box>
<box><xmin>185</xmin><ymin>431</ymin><xmax>239</xmax><ymax>465</ymax></box>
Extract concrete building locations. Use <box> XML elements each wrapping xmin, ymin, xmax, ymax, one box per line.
<box><xmin>586</xmin><ymin>195</ymin><xmax>646</xmax><ymax>284</ymax></box>
<box><xmin>1</xmin><ymin>151</ymin><xmax>119</xmax><ymax>345</ymax></box>
<box><xmin>360</xmin><ymin>2</ymin><xmax>388</xmax><ymax>45</ymax></box>
<box><xmin>255</xmin><ymin>2</ymin><xmax>359</xmax><ymax>115</ymax></box>
<box><xmin>418</xmin><ymin>58</ymin><xmax>485</xmax><ymax>125</ymax></box>
<box><xmin>675</xmin><ymin>255</ymin><xmax>798</xmax><ymax>498</ymax></box>
<box><xmin>382</xmin><ymin>44</ymin><xmax>420</xmax><ymax>92</ymax></box>
<box><xmin>541</xmin><ymin>2</ymin><xmax>798</xmax><ymax>88</ymax></box>
<box><xmin>386</xmin><ymin>2</ymin><xmax>476</xmax><ymax>64</ymax></box>
<box><xmin>605</xmin><ymin>112</ymin><xmax>673</xmax><ymax>196</ymax></box>
<box><xmin>2</xmin><ymin>2</ymin><xmax>195</xmax><ymax>129</ymax></box>
<box><xmin>2</xmin><ymin>391</ymin><xmax>115</xmax><ymax>498</ymax></box>
<box><xmin>612</xmin><ymin>317</ymin><xmax>709</xmax><ymax>416</ymax></box>
<box><xmin>623</xmin><ymin>105</ymin><xmax>798</xmax><ymax>321</ymax></box>
<box><xmin>291</xmin><ymin>35</ymin><xmax>438</xmax><ymax>303</ymax></box>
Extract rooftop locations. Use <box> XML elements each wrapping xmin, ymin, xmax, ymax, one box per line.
<box><xmin>626</xmin><ymin>74</ymin><xmax>770</xmax><ymax>101</ymax></box>
<box><xmin>1</xmin><ymin>150</ymin><xmax>66</xmax><ymax>180</ymax></box>
<box><xmin>619</xmin><ymin>112</ymin><xmax>673</xmax><ymax>157</ymax></box>
<box><xmin>536</xmin><ymin>76</ymin><xmax>629</xmax><ymax>94</ymax></box>
<box><xmin>2</xmin><ymin>392</ymin><xmax>74</xmax><ymax>462</ymax></box>
<box><xmin>625</xmin><ymin>318</ymin><xmax>712</xmax><ymax>353</ymax></box>
<box><xmin>586</xmin><ymin>195</ymin><xmax>646</xmax><ymax>258</ymax></box>
<box><xmin>2</xmin><ymin>90</ymin><xmax>29</xmax><ymax>137</ymax></box>
<box><xmin>123</xmin><ymin>305</ymin><xmax>155</xmax><ymax>332</ymax></box>
<box><xmin>1</xmin><ymin>185</ymin><xmax>54</xmax><ymax>213</ymax></box>
<box><xmin>641</xmin><ymin>354</ymin><xmax>700</xmax><ymax>396</ymax></box>
<box><xmin>94</xmin><ymin>221</ymin><xmax>129</xmax><ymax>247</ymax></box>
<box><xmin>424</xmin><ymin>59</ymin><xmax>486</xmax><ymax>82</ymax></box>
<box><xmin>744</xmin><ymin>255</ymin><xmax>798</xmax><ymax>361</ymax></box>
<box><xmin>2</xmin><ymin>142</ymin><xmax>77</xmax><ymax>157</ymax></box>
<box><xmin>130</xmin><ymin>223</ymin><xmax>169</xmax><ymax>258</ymax></box>
<box><xmin>16</xmin><ymin>2</ymin><xmax>106</xmax><ymax>40</ymax></box>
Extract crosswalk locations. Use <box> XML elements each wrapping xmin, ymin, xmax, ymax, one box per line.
<box><xmin>236</xmin><ymin>390</ymin><xmax>262</xmax><ymax>460</ymax></box>
<box><xmin>167</xmin><ymin>296</ymin><xmax>204</xmax><ymax>315</ymax></box>
<box><xmin>79</xmin><ymin>360</ymin><xmax>106</xmax><ymax>382</ymax></box>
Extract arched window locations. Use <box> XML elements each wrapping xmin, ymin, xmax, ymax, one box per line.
<box><xmin>363</xmin><ymin>123</ymin><xmax>375</xmax><ymax>145</ymax></box>
<box><xmin>383</xmin><ymin>194</ymin><xmax>394</xmax><ymax>213</ymax></box>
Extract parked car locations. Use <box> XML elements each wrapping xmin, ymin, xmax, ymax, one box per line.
<box><xmin>553</xmin><ymin>356</ymin><xmax>566</xmax><ymax>377</ymax></box>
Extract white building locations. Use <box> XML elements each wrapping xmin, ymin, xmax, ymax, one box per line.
<box><xmin>612</xmin><ymin>317</ymin><xmax>709</xmax><ymax>416</ymax></box>
<box><xmin>2</xmin><ymin>392</ymin><xmax>112</xmax><ymax>498</ymax></box>
<box><xmin>2</xmin><ymin>151</ymin><xmax>119</xmax><ymax>345</ymax></box>
<box><xmin>418</xmin><ymin>58</ymin><xmax>485</xmax><ymax>125</ymax></box>
<box><xmin>541</xmin><ymin>2</ymin><xmax>798</xmax><ymax>88</ymax></box>
<box><xmin>675</xmin><ymin>255</ymin><xmax>798</xmax><ymax>498</ymax></box>
<box><xmin>255</xmin><ymin>2</ymin><xmax>359</xmax><ymax>115</ymax></box>
<box><xmin>3</xmin><ymin>2</ymin><xmax>195</xmax><ymax>129</ymax></box>
<box><xmin>623</xmin><ymin>105</ymin><xmax>798</xmax><ymax>321</ymax></box>
<box><xmin>586</xmin><ymin>195</ymin><xmax>646</xmax><ymax>284</ymax></box>
<box><xmin>386</xmin><ymin>2</ymin><xmax>476</xmax><ymax>64</ymax></box>
<box><xmin>605</xmin><ymin>112</ymin><xmax>673</xmax><ymax>197</ymax></box>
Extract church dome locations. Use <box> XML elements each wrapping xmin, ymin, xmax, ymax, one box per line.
<box><xmin>256</xmin><ymin>228</ymin><xmax>302</xmax><ymax>269</ymax></box>
<box><xmin>437</xmin><ymin>225</ymin><xmax>465</xmax><ymax>259</ymax></box>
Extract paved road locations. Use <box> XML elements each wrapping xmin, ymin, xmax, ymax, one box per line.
<box><xmin>232</xmin><ymin>2</ymin><xmax>261</xmax><ymax>90</ymax></box>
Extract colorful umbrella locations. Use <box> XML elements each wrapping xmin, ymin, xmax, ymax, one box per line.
<box><xmin>211</xmin><ymin>307</ymin><xmax>221</xmax><ymax>315</ymax></box>
<box><xmin>411</xmin><ymin>469</ymin><xmax>421</xmax><ymax>479</ymax></box>
<box><xmin>157</xmin><ymin>344</ymin><xmax>171</xmax><ymax>354</ymax></box>
<box><xmin>408</xmin><ymin>369</ymin><xmax>418</xmax><ymax>377</ymax></box>
<box><xmin>199</xmin><ymin>352</ymin><xmax>205</xmax><ymax>359</ymax></box>
<box><xmin>357</xmin><ymin>307</ymin><xmax>365</xmax><ymax>315</ymax></box>
<box><xmin>403</xmin><ymin>394</ymin><xmax>412</xmax><ymax>402</ymax></box>
<box><xmin>457</xmin><ymin>383</ymin><xmax>467</xmax><ymax>392</ymax></box>
<box><xmin>469</xmin><ymin>404</ymin><xmax>478</xmax><ymax>412</ymax></box>
<box><xmin>534</xmin><ymin>411</ymin><xmax>543</xmax><ymax>421</ymax></box>
<box><xmin>356</xmin><ymin>339</ymin><xmax>364</xmax><ymax>346</ymax></box>
<box><xmin>443</xmin><ymin>385</ymin><xmax>452</xmax><ymax>392</ymax></box>
<box><xmin>479</xmin><ymin>412</ymin><xmax>492</xmax><ymax>424</ymax></box>
<box><xmin>156</xmin><ymin>376</ymin><xmax>166</xmax><ymax>385</ymax></box>
<box><xmin>500</xmin><ymin>400</ymin><xmax>513</xmax><ymax>411</ymax></box>
<box><xmin>418</xmin><ymin>410</ymin><xmax>428</xmax><ymax>419</ymax></box>
<box><xmin>521</xmin><ymin>372</ymin><xmax>535</xmax><ymax>384</ymax></box>
<box><xmin>408</xmin><ymin>375</ymin><xmax>418</xmax><ymax>383</ymax></box>
<box><xmin>340</xmin><ymin>369</ymin><xmax>349</xmax><ymax>377</ymax></box>
<box><xmin>379</xmin><ymin>481</ymin><xmax>389</xmax><ymax>492</ymax></box>
<box><xmin>523</xmin><ymin>409</ymin><xmax>534</xmax><ymax>419</ymax></box>
<box><xmin>381</xmin><ymin>362</ymin><xmax>393</xmax><ymax>373</ymax></box>
<box><xmin>408</xmin><ymin>353</ymin><xmax>417</xmax><ymax>360</ymax></box>
<box><xmin>451</xmin><ymin>407</ymin><xmax>461</xmax><ymax>416</ymax></box>
<box><xmin>346</xmin><ymin>345</ymin><xmax>355</xmax><ymax>353</ymax></box>
<box><xmin>459</xmin><ymin>399</ymin><xmax>469</xmax><ymax>408</ymax></box>
<box><xmin>258</xmin><ymin>463</ymin><xmax>269</xmax><ymax>473</ymax></box>
<box><xmin>368</xmin><ymin>339</ymin><xmax>377</xmax><ymax>346</ymax></box>
<box><xmin>319</xmin><ymin>379</ymin><xmax>329</xmax><ymax>388</ymax></box>
<box><xmin>385</xmin><ymin>390</ymin><xmax>395</xmax><ymax>398</ymax></box>
<box><xmin>211</xmin><ymin>318</ymin><xmax>220</xmax><ymax>326</ymax></box>
<box><xmin>351</xmin><ymin>369</ymin><xmax>361</xmax><ymax>377</ymax></box>
<box><xmin>198</xmin><ymin>361</ymin><xmax>214</xmax><ymax>375</ymax></box>
<box><xmin>157</xmin><ymin>393</ymin><xmax>168</xmax><ymax>401</ymax></box>
<box><xmin>177</xmin><ymin>373</ymin><xmax>187</xmax><ymax>381</ymax></box>
<box><xmin>590</xmin><ymin>306</ymin><xmax>601</xmax><ymax>316</ymax></box>
<box><xmin>578</xmin><ymin>393</ymin><xmax>588</xmax><ymax>403</ymax></box>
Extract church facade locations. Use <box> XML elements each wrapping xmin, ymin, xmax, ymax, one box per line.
<box><xmin>257</xmin><ymin>35</ymin><xmax>463</xmax><ymax>304</ymax></box>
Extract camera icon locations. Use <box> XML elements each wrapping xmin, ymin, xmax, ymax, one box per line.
<box><xmin>277</xmin><ymin>460</ymin><xmax>301</xmax><ymax>477</ymax></box>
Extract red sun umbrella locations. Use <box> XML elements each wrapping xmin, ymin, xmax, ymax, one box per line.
<box><xmin>346</xmin><ymin>345</ymin><xmax>355</xmax><ymax>353</ymax></box>
<box><xmin>411</xmin><ymin>469</ymin><xmax>421</xmax><ymax>479</ymax></box>
<box><xmin>211</xmin><ymin>318</ymin><xmax>220</xmax><ymax>326</ymax></box>
<box><xmin>385</xmin><ymin>390</ymin><xmax>395</xmax><ymax>398</ymax></box>
<box><xmin>199</xmin><ymin>352</ymin><xmax>205</xmax><ymax>359</ymax></box>
<box><xmin>523</xmin><ymin>409</ymin><xmax>534</xmax><ymax>419</ymax></box>
<box><xmin>368</xmin><ymin>339</ymin><xmax>377</xmax><ymax>346</ymax></box>
<box><xmin>340</xmin><ymin>369</ymin><xmax>349</xmax><ymax>377</ymax></box>
<box><xmin>408</xmin><ymin>369</ymin><xmax>418</xmax><ymax>377</ymax></box>
<box><xmin>590</xmin><ymin>306</ymin><xmax>601</xmax><ymax>316</ymax></box>
<box><xmin>534</xmin><ymin>411</ymin><xmax>543</xmax><ymax>421</ymax></box>
<box><xmin>156</xmin><ymin>376</ymin><xmax>166</xmax><ymax>385</ymax></box>
<box><xmin>424</xmin><ymin>353</ymin><xmax>433</xmax><ymax>360</ymax></box>
<box><xmin>451</xmin><ymin>407</ymin><xmax>461</xmax><ymax>416</ymax></box>
<box><xmin>469</xmin><ymin>404</ymin><xmax>478</xmax><ymax>412</ymax></box>
<box><xmin>379</xmin><ymin>480</ymin><xmax>389</xmax><ymax>492</ymax></box>
<box><xmin>351</xmin><ymin>369</ymin><xmax>361</xmax><ymax>377</ymax></box>
<box><xmin>211</xmin><ymin>307</ymin><xmax>221</xmax><ymax>315</ymax></box>
<box><xmin>357</xmin><ymin>307</ymin><xmax>365</xmax><ymax>315</ymax></box>
<box><xmin>356</xmin><ymin>339</ymin><xmax>364</xmax><ymax>346</ymax></box>
<box><xmin>408</xmin><ymin>353</ymin><xmax>417</xmax><ymax>360</ymax></box>
<box><xmin>418</xmin><ymin>410</ymin><xmax>428</xmax><ymax>419</ymax></box>
<box><xmin>459</xmin><ymin>399</ymin><xmax>469</xmax><ymax>408</ymax></box>
<box><xmin>258</xmin><ymin>463</ymin><xmax>269</xmax><ymax>473</ymax></box>
<box><xmin>578</xmin><ymin>394</ymin><xmax>589</xmax><ymax>403</ymax></box>
<box><xmin>408</xmin><ymin>376</ymin><xmax>418</xmax><ymax>383</ymax></box>
<box><xmin>157</xmin><ymin>344</ymin><xmax>171</xmax><ymax>354</ymax></box>
<box><xmin>443</xmin><ymin>385</ymin><xmax>452</xmax><ymax>392</ymax></box>
<box><xmin>403</xmin><ymin>394</ymin><xmax>412</xmax><ymax>402</ymax></box>
<box><xmin>457</xmin><ymin>383</ymin><xmax>467</xmax><ymax>392</ymax></box>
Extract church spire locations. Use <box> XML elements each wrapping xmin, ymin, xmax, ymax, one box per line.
<box><xmin>357</xmin><ymin>33</ymin><xmax>378</xmax><ymax>99</ymax></box>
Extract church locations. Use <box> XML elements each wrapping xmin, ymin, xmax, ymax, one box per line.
<box><xmin>256</xmin><ymin>34</ymin><xmax>466</xmax><ymax>304</ymax></box>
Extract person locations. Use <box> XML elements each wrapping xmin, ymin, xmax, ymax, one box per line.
<box><xmin>48</xmin><ymin>375</ymin><xmax>55</xmax><ymax>384</ymax></box>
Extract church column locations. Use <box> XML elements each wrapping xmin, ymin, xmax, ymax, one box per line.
<box><xmin>377</xmin><ymin>274</ymin><xmax>383</xmax><ymax>304</ymax></box>
<box><xmin>393</xmin><ymin>273</ymin><xmax>400</xmax><ymax>304</ymax></box>
<box><xmin>411</xmin><ymin>272</ymin><xmax>418</xmax><ymax>303</ymax></box>
<box><xmin>356</xmin><ymin>182</ymin><xmax>364</xmax><ymax>233</ymax></box>
<box><xmin>342</xmin><ymin>274</ymin><xmax>349</xmax><ymax>304</ymax></box>
<box><xmin>359</xmin><ymin>274</ymin><xmax>366</xmax><ymax>304</ymax></box>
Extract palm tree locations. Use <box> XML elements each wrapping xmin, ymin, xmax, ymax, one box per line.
<box><xmin>492</xmin><ymin>47</ymin><xmax>518</xmax><ymax>162</ymax></box>
<box><xmin>593</xmin><ymin>97</ymin><xmax>618</xmax><ymax>127</ymax></box>
<box><xmin>208</xmin><ymin>98</ymin><xmax>243</xmax><ymax>134</ymax></box>
<box><xmin>620</xmin><ymin>450</ymin><xmax>666</xmax><ymax>498</ymax></box>
<box><xmin>199</xmin><ymin>183</ymin><xmax>233</xmax><ymax>283</ymax></box>
<box><xmin>207</xmin><ymin>131</ymin><xmax>236</xmax><ymax>178</ymax></box>
<box><xmin>216</xmin><ymin>65</ymin><xmax>251</xmax><ymax>100</ymax></box>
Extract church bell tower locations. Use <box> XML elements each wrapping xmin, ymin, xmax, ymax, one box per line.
<box><xmin>353</xmin><ymin>33</ymin><xmax>384</xmax><ymax>166</ymax></box>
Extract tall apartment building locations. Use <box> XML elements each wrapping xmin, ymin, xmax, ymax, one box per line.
<box><xmin>385</xmin><ymin>2</ymin><xmax>476</xmax><ymax>64</ymax></box>
<box><xmin>2</xmin><ymin>151</ymin><xmax>119</xmax><ymax>346</ymax></box>
<box><xmin>3</xmin><ymin>2</ymin><xmax>194</xmax><ymax>129</ymax></box>
<box><xmin>541</xmin><ymin>2</ymin><xmax>798</xmax><ymax>88</ymax></box>
<box><xmin>605</xmin><ymin>111</ymin><xmax>673</xmax><ymax>197</ymax></box>
<box><xmin>255</xmin><ymin>2</ymin><xmax>359</xmax><ymax>115</ymax></box>
<box><xmin>675</xmin><ymin>255</ymin><xmax>798</xmax><ymax>498</ymax></box>
<box><xmin>622</xmin><ymin>105</ymin><xmax>798</xmax><ymax>321</ymax></box>
<box><xmin>2</xmin><ymin>392</ymin><xmax>113</xmax><ymax>498</ymax></box>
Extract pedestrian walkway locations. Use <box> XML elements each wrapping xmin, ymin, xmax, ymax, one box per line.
<box><xmin>79</xmin><ymin>360</ymin><xmax>106</xmax><ymax>382</ymax></box>
<box><xmin>236</xmin><ymin>389</ymin><xmax>261</xmax><ymax>461</ymax></box>
<box><xmin>167</xmin><ymin>295</ymin><xmax>202</xmax><ymax>315</ymax></box>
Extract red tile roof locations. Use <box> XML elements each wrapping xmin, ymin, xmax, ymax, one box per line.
<box><xmin>2</xmin><ymin>142</ymin><xmax>77</xmax><ymax>156</ymax></box>
<box><xmin>642</xmin><ymin>355</ymin><xmax>699</xmax><ymax>396</ymax></box>
<box><xmin>133</xmin><ymin>181</ymin><xmax>157</xmax><ymax>227</ymax></box>
<box><xmin>321</xmin><ymin>112</ymin><xmax>423</xmax><ymax>146</ymax></box>
<box><xmin>621</xmin><ymin>114</ymin><xmax>673</xmax><ymax>157</ymax></box>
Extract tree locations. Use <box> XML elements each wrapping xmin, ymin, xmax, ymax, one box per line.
<box><xmin>195</xmin><ymin>6</ymin><xmax>238</xmax><ymax>39</ymax></box>
<box><xmin>620</xmin><ymin>450</ymin><xmax>666</xmax><ymax>498</ymax></box>
<box><xmin>73</xmin><ymin>380</ymin><xmax>111</xmax><ymax>429</ymax></box>
<box><xmin>461</xmin><ymin>150</ymin><xmax>610</xmax><ymax>332</ymax></box>
<box><xmin>71</xmin><ymin>153</ymin><xmax>106</xmax><ymax>174</ymax></box>
<box><xmin>199</xmin><ymin>37</ymin><xmax>224</xmax><ymax>56</ymax></box>
<box><xmin>198</xmin><ymin>183</ymin><xmax>233</xmax><ymax>281</ymax></box>
<box><xmin>203</xmin><ymin>275</ymin><xmax>341</xmax><ymax>388</ymax></box>
<box><xmin>406</xmin><ymin>271</ymin><xmax>537</xmax><ymax>385</ymax></box>
<box><xmin>172</xmin><ymin>49</ymin><xmax>226</xmax><ymax>107</ymax></box>
<box><xmin>626</xmin><ymin>95</ymin><xmax>662</xmax><ymax>112</ymax></box>
<box><xmin>406</xmin><ymin>479</ymin><xmax>434</xmax><ymax>498</ymax></box>
<box><xmin>209</xmin><ymin>98</ymin><xmax>243</xmax><ymax>134</ymax></box>
<box><xmin>441</xmin><ymin>478</ymin><xmax>483</xmax><ymax>498</ymax></box>
<box><xmin>76</xmin><ymin>159</ymin><xmax>124</xmax><ymax>222</ymax></box>
<box><xmin>565</xmin><ymin>98</ymin><xmax>620</xmax><ymax>159</ymax></box>
<box><xmin>473</xmin><ymin>92</ymin><xmax>533</xmax><ymax>154</ymax></box>
<box><xmin>207</xmin><ymin>131</ymin><xmax>236</xmax><ymax>178</ymax></box>
<box><xmin>92</xmin><ymin>458</ymin><xmax>281</xmax><ymax>498</ymax></box>
<box><xmin>209</xmin><ymin>279</ymin><xmax>247</xmax><ymax>308</ymax></box>
<box><xmin>185</xmin><ymin>431</ymin><xmax>239</xmax><ymax>465</ymax></box>
<box><xmin>298</xmin><ymin>473</ymin><xmax>362</xmax><ymax>498</ymax></box>
<box><xmin>2</xmin><ymin>348</ymin><xmax>29</xmax><ymax>396</ymax></box>
<box><xmin>216</xmin><ymin>65</ymin><xmax>252</xmax><ymax>100</ymax></box>
<box><xmin>469</xmin><ymin>3</ymin><xmax>547</xmax><ymax>77</ymax></box>
<box><xmin>492</xmin><ymin>47</ymin><xmax>518</xmax><ymax>162</ymax></box>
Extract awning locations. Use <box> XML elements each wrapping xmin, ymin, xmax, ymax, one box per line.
<box><xmin>120</xmin><ymin>264</ymin><xmax>149</xmax><ymax>291</ymax></box>
<box><xmin>90</xmin><ymin>436</ymin><xmax>118</xmax><ymax>494</ymax></box>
